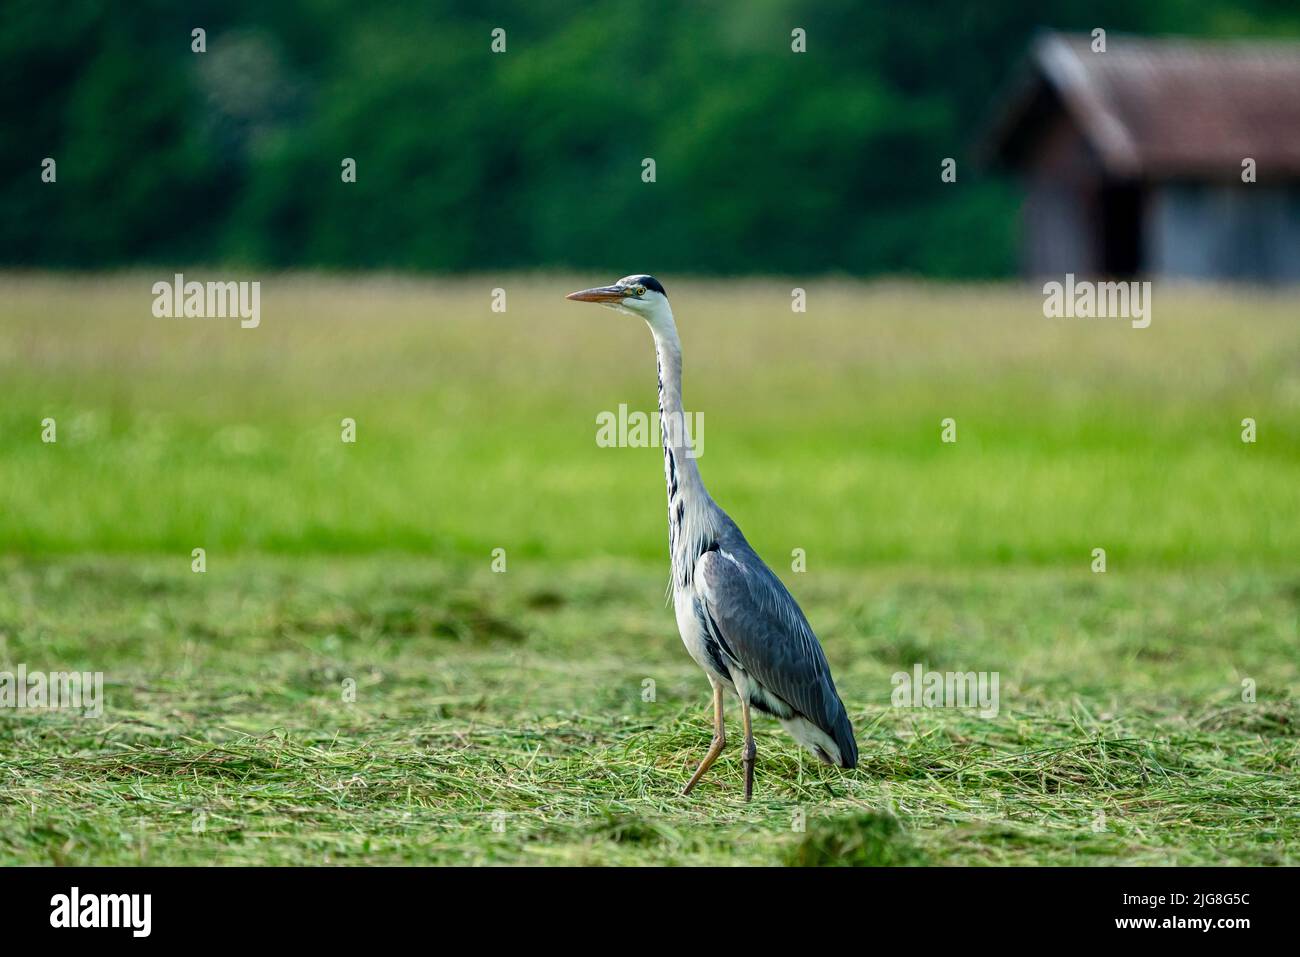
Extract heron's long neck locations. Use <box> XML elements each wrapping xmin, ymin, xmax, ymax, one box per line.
<box><xmin>651</xmin><ymin>320</ymin><xmax>715</xmax><ymax>586</ymax></box>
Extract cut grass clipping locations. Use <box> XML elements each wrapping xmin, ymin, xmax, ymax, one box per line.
<box><xmin>1</xmin><ymin>559</ymin><xmax>1295</xmax><ymax>866</ymax></box>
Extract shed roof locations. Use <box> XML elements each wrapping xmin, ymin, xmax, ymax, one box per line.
<box><xmin>984</xmin><ymin>32</ymin><xmax>1300</xmax><ymax>178</ymax></box>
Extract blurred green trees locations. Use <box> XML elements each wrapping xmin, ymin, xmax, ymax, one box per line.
<box><xmin>4</xmin><ymin>0</ymin><xmax>1297</xmax><ymax>276</ymax></box>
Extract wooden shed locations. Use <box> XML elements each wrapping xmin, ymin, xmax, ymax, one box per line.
<box><xmin>983</xmin><ymin>32</ymin><xmax>1300</xmax><ymax>281</ymax></box>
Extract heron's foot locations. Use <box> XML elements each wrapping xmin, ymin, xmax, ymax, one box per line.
<box><xmin>742</xmin><ymin>738</ymin><xmax>756</xmax><ymax>802</ymax></box>
<box><xmin>682</xmin><ymin>733</ymin><xmax>726</xmax><ymax>796</ymax></box>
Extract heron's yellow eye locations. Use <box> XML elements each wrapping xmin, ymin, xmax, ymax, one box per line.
<box><xmin>634</xmin><ymin>285</ymin><xmax>646</xmax><ymax>296</ymax></box>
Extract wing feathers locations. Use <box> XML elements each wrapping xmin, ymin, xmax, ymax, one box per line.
<box><xmin>696</xmin><ymin>547</ymin><xmax>857</xmax><ymax>767</ymax></box>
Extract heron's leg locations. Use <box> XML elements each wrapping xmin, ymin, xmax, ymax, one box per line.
<box><xmin>682</xmin><ymin>679</ymin><xmax>726</xmax><ymax>796</ymax></box>
<box><xmin>740</xmin><ymin>696</ymin><xmax>756</xmax><ymax>802</ymax></box>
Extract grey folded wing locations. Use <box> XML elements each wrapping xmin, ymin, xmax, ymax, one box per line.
<box><xmin>695</xmin><ymin>545</ymin><xmax>855</xmax><ymax>759</ymax></box>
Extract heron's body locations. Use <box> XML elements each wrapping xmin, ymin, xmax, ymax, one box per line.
<box><xmin>567</xmin><ymin>275</ymin><xmax>857</xmax><ymax>799</ymax></box>
<box><xmin>672</xmin><ymin>529</ymin><xmax>856</xmax><ymax>767</ymax></box>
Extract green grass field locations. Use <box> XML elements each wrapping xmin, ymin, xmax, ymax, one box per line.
<box><xmin>1</xmin><ymin>274</ymin><xmax>1297</xmax><ymax>865</ymax></box>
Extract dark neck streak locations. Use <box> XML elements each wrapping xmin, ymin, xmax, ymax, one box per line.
<box><xmin>653</xmin><ymin>328</ymin><xmax>710</xmax><ymax>587</ymax></box>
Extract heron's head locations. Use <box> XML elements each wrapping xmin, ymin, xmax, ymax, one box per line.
<box><xmin>565</xmin><ymin>275</ymin><xmax>671</xmax><ymax>327</ymax></box>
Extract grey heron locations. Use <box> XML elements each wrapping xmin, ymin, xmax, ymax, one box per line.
<box><xmin>567</xmin><ymin>275</ymin><xmax>858</xmax><ymax>800</ymax></box>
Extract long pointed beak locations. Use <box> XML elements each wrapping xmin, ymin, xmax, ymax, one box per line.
<box><xmin>565</xmin><ymin>285</ymin><xmax>625</xmax><ymax>303</ymax></box>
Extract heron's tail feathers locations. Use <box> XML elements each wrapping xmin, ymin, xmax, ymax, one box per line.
<box><xmin>830</xmin><ymin>705</ymin><xmax>858</xmax><ymax>769</ymax></box>
<box><xmin>781</xmin><ymin>704</ymin><xmax>858</xmax><ymax>769</ymax></box>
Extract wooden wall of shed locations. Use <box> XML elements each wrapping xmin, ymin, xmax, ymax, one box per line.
<box><xmin>1146</xmin><ymin>184</ymin><xmax>1300</xmax><ymax>281</ymax></box>
<box><xmin>1018</xmin><ymin>113</ymin><xmax>1107</xmax><ymax>277</ymax></box>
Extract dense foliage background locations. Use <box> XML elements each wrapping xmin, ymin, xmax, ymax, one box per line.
<box><xmin>5</xmin><ymin>0</ymin><xmax>1299</xmax><ymax>276</ymax></box>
